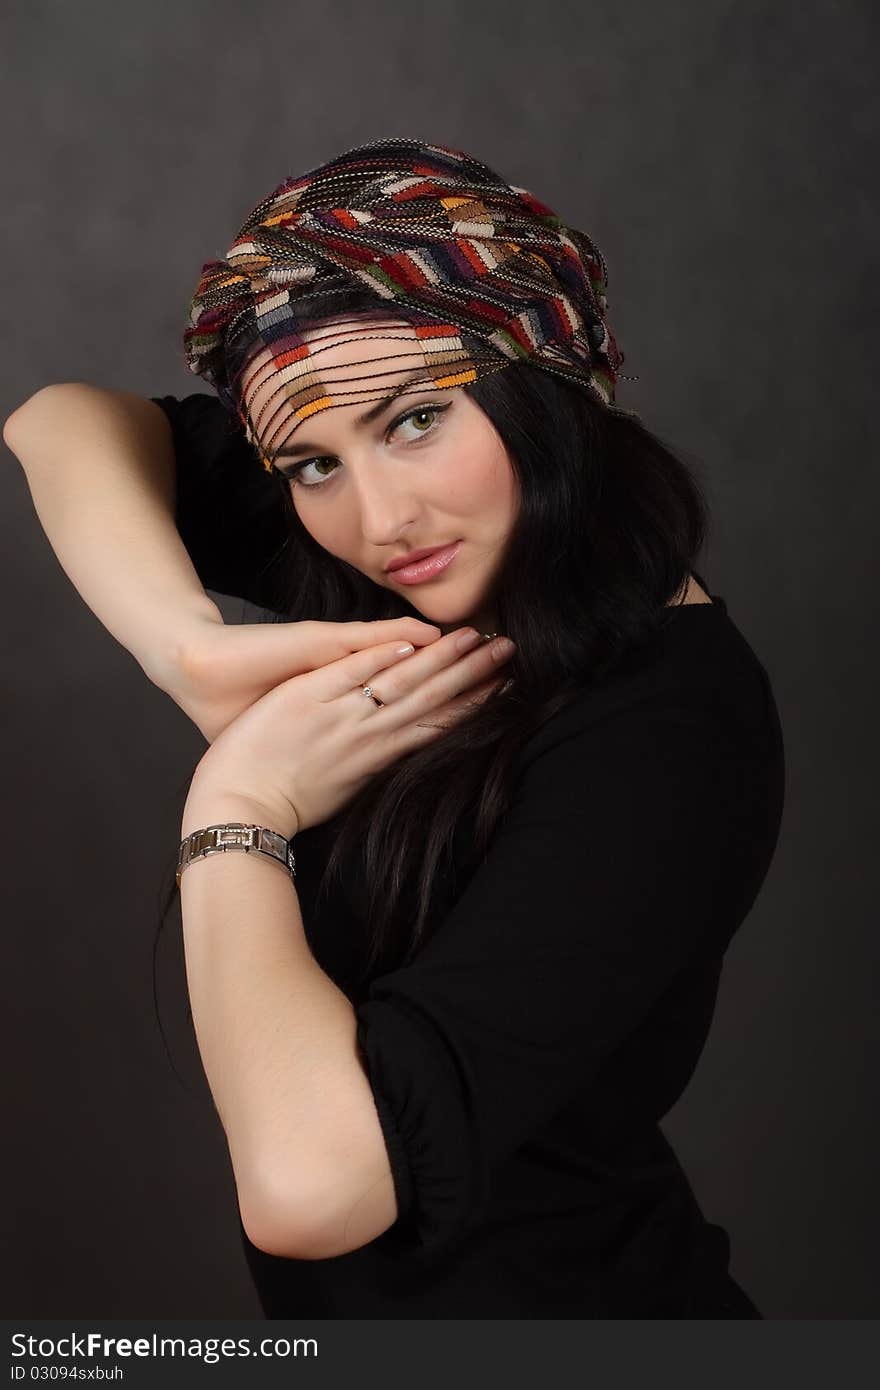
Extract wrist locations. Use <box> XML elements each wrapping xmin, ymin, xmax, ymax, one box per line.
<box><xmin>181</xmin><ymin>784</ymin><xmax>299</xmax><ymax>841</ymax></box>
<box><xmin>176</xmin><ymin>820</ymin><xmax>297</xmax><ymax>889</ymax></box>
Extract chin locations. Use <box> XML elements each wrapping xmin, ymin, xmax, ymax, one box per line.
<box><xmin>404</xmin><ymin>589</ymin><xmax>482</xmax><ymax>625</ymax></box>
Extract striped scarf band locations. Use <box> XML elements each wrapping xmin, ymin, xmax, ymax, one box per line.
<box><xmin>182</xmin><ymin>137</ymin><xmax>631</xmax><ymax>471</ymax></box>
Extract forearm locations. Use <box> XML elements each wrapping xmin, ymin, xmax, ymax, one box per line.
<box><xmin>178</xmin><ymin>792</ymin><xmax>389</xmax><ymax>1257</ymax></box>
<box><xmin>4</xmin><ymin>384</ymin><xmax>222</xmax><ymax>686</ymax></box>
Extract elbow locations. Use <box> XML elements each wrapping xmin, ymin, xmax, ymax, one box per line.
<box><xmin>240</xmin><ymin>1162</ymin><xmax>400</xmax><ymax>1261</ymax></box>
<box><xmin>239</xmin><ymin>1171</ymin><xmax>342</xmax><ymax>1262</ymax></box>
<box><xmin>3</xmin><ymin>383</ymin><xmax>81</xmax><ymax>452</ymax></box>
<box><xmin>3</xmin><ymin>395</ymin><xmax>39</xmax><ymax>451</ymax></box>
<box><xmin>241</xmin><ymin>1214</ymin><xmax>332</xmax><ymax>1263</ymax></box>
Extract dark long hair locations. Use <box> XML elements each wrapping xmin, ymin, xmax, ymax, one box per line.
<box><xmin>153</xmin><ymin>295</ymin><xmax>711</xmax><ymax>1066</ymax></box>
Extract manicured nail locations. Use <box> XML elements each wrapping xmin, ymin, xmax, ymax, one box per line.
<box><xmin>395</xmin><ymin>643</ymin><xmax>415</xmax><ymax>655</ymax></box>
<box><xmin>456</xmin><ymin>628</ymin><xmax>481</xmax><ymax>651</ymax></box>
<box><xmin>491</xmin><ymin>637</ymin><xmax>516</xmax><ymax>660</ymax></box>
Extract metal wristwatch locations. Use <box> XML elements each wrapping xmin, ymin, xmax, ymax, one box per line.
<box><xmin>176</xmin><ymin>823</ymin><xmax>296</xmax><ymax>889</ymax></box>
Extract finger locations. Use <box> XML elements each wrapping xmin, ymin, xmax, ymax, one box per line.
<box><xmin>192</xmin><ymin>617</ymin><xmax>440</xmax><ymax>688</ymax></box>
<box><xmin>312</xmin><ymin>637</ymin><xmax>436</xmax><ymax>702</ymax></box>
<box><xmin>420</xmin><ymin>672</ymin><xmax>509</xmax><ymax>726</ymax></box>
<box><xmin>380</xmin><ymin>673</ymin><xmax>510</xmax><ymax>754</ymax></box>
<box><xmin>335</xmin><ymin>626</ymin><xmax>486</xmax><ymax>699</ymax></box>
<box><xmin>288</xmin><ymin>618</ymin><xmax>442</xmax><ymax>672</ymax></box>
<box><xmin>366</xmin><ymin>634</ymin><xmax>515</xmax><ymax>723</ymax></box>
<box><xmin>343</xmin><ymin>618</ymin><xmax>442</xmax><ymax>648</ymax></box>
<box><xmin>338</xmin><ymin>627</ymin><xmax>493</xmax><ymax>702</ymax></box>
<box><xmin>449</xmin><ymin>669</ymin><xmax>510</xmax><ymax>707</ymax></box>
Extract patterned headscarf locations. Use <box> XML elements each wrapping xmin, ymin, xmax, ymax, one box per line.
<box><xmin>183</xmin><ymin>137</ymin><xmax>631</xmax><ymax>473</ymax></box>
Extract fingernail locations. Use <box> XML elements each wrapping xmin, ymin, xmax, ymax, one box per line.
<box><xmin>456</xmin><ymin>628</ymin><xmax>481</xmax><ymax>651</ymax></box>
<box><xmin>491</xmin><ymin>637</ymin><xmax>516</xmax><ymax>660</ymax></box>
<box><xmin>395</xmin><ymin>643</ymin><xmax>415</xmax><ymax>656</ymax></box>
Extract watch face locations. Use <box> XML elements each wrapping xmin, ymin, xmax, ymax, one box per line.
<box><xmin>217</xmin><ymin>826</ymin><xmax>253</xmax><ymax>848</ymax></box>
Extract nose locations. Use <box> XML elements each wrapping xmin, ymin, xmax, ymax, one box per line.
<box><xmin>351</xmin><ymin>455</ymin><xmax>421</xmax><ymax>548</ymax></box>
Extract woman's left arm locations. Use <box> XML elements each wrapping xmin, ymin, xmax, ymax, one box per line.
<box><xmin>179</xmin><ymin>791</ymin><xmax>398</xmax><ymax>1261</ymax></box>
<box><xmin>176</xmin><ymin>627</ymin><xmax>513</xmax><ymax>1260</ymax></box>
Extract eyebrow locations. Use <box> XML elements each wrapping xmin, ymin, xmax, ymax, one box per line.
<box><xmin>268</xmin><ymin>369</ymin><xmax>444</xmax><ymax>460</ymax></box>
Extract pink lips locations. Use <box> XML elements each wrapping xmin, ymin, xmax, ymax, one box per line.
<box><xmin>386</xmin><ymin>541</ymin><xmax>462</xmax><ymax>585</ymax></box>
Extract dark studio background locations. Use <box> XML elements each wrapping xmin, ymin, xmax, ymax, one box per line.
<box><xmin>1</xmin><ymin>0</ymin><xmax>877</xmax><ymax>1319</ymax></box>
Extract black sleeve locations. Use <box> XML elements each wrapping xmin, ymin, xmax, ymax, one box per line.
<box><xmin>353</xmin><ymin>697</ymin><xmax>782</xmax><ymax>1261</ymax></box>
<box><xmin>150</xmin><ymin>393</ymin><xmax>292</xmax><ymax>613</ymax></box>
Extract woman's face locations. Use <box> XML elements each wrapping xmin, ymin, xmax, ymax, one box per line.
<box><xmin>244</xmin><ymin>317</ymin><xmax>519</xmax><ymax>633</ymax></box>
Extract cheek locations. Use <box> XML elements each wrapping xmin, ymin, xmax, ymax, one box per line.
<box><xmin>447</xmin><ymin>441</ymin><xmax>517</xmax><ymax>524</ymax></box>
<box><xmin>292</xmin><ymin>493</ymin><xmax>355</xmax><ymax>559</ymax></box>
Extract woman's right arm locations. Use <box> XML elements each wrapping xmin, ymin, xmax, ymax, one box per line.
<box><xmin>3</xmin><ymin>383</ymin><xmax>224</xmax><ymax>691</ymax></box>
<box><xmin>4</xmin><ymin>384</ymin><xmax>442</xmax><ymax>744</ymax></box>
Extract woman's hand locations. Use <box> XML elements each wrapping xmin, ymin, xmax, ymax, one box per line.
<box><xmin>181</xmin><ymin>627</ymin><xmax>516</xmax><ymax>840</ymax></box>
<box><xmin>164</xmin><ymin>612</ymin><xmax>444</xmax><ymax>744</ymax></box>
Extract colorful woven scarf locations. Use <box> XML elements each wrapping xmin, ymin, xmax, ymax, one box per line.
<box><xmin>183</xmin><ymin>137</ymin><xmax>630</xmax><ymax>472</ymax></box>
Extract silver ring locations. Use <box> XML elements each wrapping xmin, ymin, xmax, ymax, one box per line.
<box><xmin>361</xmin><ymin>684</ymin><xmax>384</xmax><ymax>707</ymax></box>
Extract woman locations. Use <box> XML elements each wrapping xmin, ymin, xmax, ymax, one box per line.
<box><xmin>7</xmin><ymin>137</ymin><xmax>783</xmax><ymax>1318</ymax></box>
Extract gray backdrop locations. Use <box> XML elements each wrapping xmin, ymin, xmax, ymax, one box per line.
<box><xmin>2</xmin><ymin>0</ymin><xmax>877</xmax><ymax>1319</ymax></box>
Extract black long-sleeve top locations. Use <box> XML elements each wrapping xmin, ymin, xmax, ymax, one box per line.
<box><xmin>151</xmin><ymin>393</ymin><xmax>785</xmax><ymax>1319</ymax></box>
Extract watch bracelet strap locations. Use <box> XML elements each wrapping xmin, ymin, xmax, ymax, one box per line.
<box><xmin>176</xmin><ymin>823</ymin><xmax>296</xmax><ymax>888</ymax></box>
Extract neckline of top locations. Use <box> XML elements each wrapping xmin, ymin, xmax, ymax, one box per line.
<box><xmin>665</xmin><ymin>593</ymin><xmax>726</xmax><ymax>615</ymax></box>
